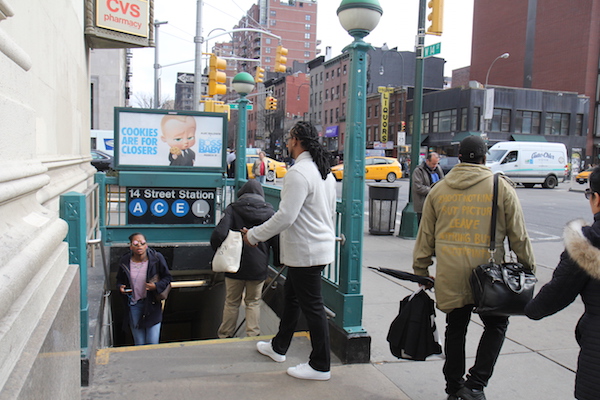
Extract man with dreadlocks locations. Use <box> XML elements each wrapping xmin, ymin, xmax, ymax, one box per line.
<box><xmin>243</xmin><ymin>121</ymin><xmax>336</xmax><ymax>381</ymax></box>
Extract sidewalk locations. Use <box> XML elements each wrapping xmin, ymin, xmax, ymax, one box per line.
<box><xmin>83</xmin><ymin>230</ymin><xmax>580</xmax><ymax>399</ymax></box>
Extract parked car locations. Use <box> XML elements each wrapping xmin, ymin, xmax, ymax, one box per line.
<box><xmin>246</xmin><ymin>155</ymin><xmax>287</xmax><ymax>182</ymax></box>
<box><xmin>438</xmin><ymin>156</ymin><xmax>459</xmax><ymax>175</ymax></box>
<box><xmin>331</xmin><ymin>156</ymin><xmax>402</xmax><ymax>183</ymax></box>
<box><xmin>576</xmin><ymin>168</ymin><xmax>593</xmax><ymax>184</ymax></box>
<box><xmin>91</xmin><ymin>149</ymin><xmax>114</xmax><ymax>171</ymax></box>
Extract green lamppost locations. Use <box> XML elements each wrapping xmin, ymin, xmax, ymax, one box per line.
<box><xmin>232</xmin><ymin>72</ymin><xmax>255</xmax><ymax>190</ymax></box>
<box><xmin>336</xmin><ymin>0</ymin><xmax>382</xmax><ymax>333</ymax></box>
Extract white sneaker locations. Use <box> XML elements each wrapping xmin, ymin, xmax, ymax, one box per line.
<box><xmin>256</xmin><ymin>340</ymin><xmax>286</xmax><ymax>363</ymax></box>
<box><xmin>287</xmin><ymin>363</ymin><xmax>331</xmax><ymax>381</ymax></box>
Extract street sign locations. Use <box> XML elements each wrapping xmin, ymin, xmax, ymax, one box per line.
<box><xmin>228</xmin><ymin>103</ymin><xmax>253</xmax><ymax>110</ymax></box>
<box><xmin>424</xmin><ymin>42</ymin><xmax>441</xmax><ymax>58</ymax></box>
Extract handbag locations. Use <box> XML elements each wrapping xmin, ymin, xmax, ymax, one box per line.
<box><xmin>149</xmin><ymin>274</ymin><xmax>171</xmax><ymax>301</ymax></box>
<box><xmin>212</xmin><ymin>230</ymin><xmax>243</xmax><ymax>273</ymax></box>
<box><xmin>470</xmin><ymin>174</ymin><xmax>537</xmax><ymax>316</ymax></box>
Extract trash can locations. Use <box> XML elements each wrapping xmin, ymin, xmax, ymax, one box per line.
<box><xmin>368</xmin><ymin>183</ymin><xmax>400</xmax><ymax>235</ymax></box>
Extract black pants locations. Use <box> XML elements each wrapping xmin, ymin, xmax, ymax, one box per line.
<box><xmin>271</xmin><ymin>265</ymin><xmax>330</xmax><ymax>372</ymax></box>
<box><xmin>443</xmin><ymin>304</ymin><xmax>509</xmax><ymax>394</ymax></box>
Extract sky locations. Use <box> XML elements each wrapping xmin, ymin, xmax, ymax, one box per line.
<box><xmin>130</xmin><ymin>0</ymin><xmax>474</xmax><ymax>103</ymax></box>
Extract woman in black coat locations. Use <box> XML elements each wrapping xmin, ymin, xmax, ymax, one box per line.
<box><xmin>116</xmin><ymin>233</ymin><xmax>172</xmax><ymax>345</ymax></box>
<box><xmin>211</xmin><ymin>180</ymin><xmax>280</xmax><ymax>338</ymax></box>
<box><xmin>525</xmin><ymin>166</ymin><xmax>600</xmax><ymax>400</ymax></box>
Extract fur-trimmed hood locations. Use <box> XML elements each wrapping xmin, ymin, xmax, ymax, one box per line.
<box><xmin>564</xmin><ymin>219</ymin><xmax>600</xmax><ymax>280</ymax></box>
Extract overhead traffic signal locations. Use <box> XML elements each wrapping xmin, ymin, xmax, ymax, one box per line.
<box><xmin>274</xmin><ymin>45</ymin><xmax>288</xmax><ymax>73</ymax></box>
<box><xmin>254</xmin><ymin>66</ymin><xmax>265</xmax><ymax>83</ymax></box>
<box><xmin>265</xmin><ymin>96</ymin><xmax>278</xmax><ymax>110</ymax></box>
<box><xmin>426</xmin><ymin>0</ymin><xmax>443</xmax><ymax>36</ymax></box>
<box><xmin>208</xmin><ymin>54</ymin><xmax>227</xmax><ymax>96</ymax></box>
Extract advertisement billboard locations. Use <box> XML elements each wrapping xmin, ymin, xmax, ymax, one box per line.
<box><xmin>114</xmin><ymin>108</ymin><xmax>227</xmax><ymax>171</ymax></box>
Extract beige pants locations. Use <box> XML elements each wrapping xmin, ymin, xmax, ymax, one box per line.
<box><xmin>218</xmin><ymin>277</ymin><xmax>264</xmax><ymax>338</ymax></box>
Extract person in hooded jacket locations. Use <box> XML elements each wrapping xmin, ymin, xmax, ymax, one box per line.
<box><xmin>525</xmin><ymin>166</ymin><xmax>600</xmax><ymax>400</ymax></box>
<box><xmin>211</xmin><ymin>180</ymin><xmax>280</xmax><ymax>338</ymax></box>
<box><xmin>413</xmin><ymin>136</ymin><xmax>535</xmax><ymax>400</ymax></box>
<box><xmin>116</xmin><ymin>233</ymin><xmax>172</xmax><ymax>346</ymax></box>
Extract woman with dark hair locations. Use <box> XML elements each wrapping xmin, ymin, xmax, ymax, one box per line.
<box><xmin>243</xmin><ymin>120</ymin><xmax>337</xmax><ymax>381</ymax></box>
<box><xmin>116</xmin><ymin>233</ymin><xmax>172</xmax><ymax>345</ymax></box>
<box><xmin>525</xmin><ymin>166</ymin><xmax>600</xmax><ymax>400</ymax></box>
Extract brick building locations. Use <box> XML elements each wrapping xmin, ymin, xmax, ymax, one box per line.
<box><xmin>469</xmin><ymin>0</ymin><xmax>600</xmax><ymax>163</ymax></box>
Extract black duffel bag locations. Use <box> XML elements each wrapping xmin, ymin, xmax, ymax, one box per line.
<box><xmin>470</xmin><ymin>261</ymin><xmax>536</xmax><ymax>316</ymax></box>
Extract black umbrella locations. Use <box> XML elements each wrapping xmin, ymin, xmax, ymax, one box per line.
<box><xmin>368</xmin><ymin>266</ymin><xmax>434</xmax><ymax>287</ymax></box>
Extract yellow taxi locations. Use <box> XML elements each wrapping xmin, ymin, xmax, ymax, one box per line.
<box><xmin>331</xmin><ymin>156</ymin><xmax>402</xmax><ymax>183</ymax></box>
<box><xmin>246</xmin><ymin>155</ymin><xmax>288</xmax><ymax>182</ymax></box>
<box><xmin>576</xmin><ymin>168</ymin><xmax>593</xmax><ymax>184</ymax></box>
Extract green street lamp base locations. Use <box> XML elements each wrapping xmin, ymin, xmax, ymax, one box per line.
<box><xmin>398</xmin><ymin>202</ymin><xmax>418</xmax><ymax>239</ymax></box>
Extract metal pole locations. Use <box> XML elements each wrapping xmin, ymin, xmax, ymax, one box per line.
<box><xmin>338</xmin><ymin>32</ymin><xmax>371</xmax><ymax>332</ymax></box>
<box><xmin>398</xmin><ymin>0</ymin><xmax>426</xmax><ymax>239</ymax></box>
<box><xmin>235</xmin><ymin>95</ymin><xmax>249</xmax><ymax>188</ymax></box>
<box><xmin>193</xmin><ymin>0</ymin><xmax>203</xmax><ymax>111</ymax></box>
<box><xmin>153</xmin><ymin>20</ymin><xmax>168</xmax><ymax>109</ymax></box>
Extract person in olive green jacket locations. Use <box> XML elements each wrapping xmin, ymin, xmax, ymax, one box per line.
<box><xmin>412</xmin><ymin>135</ymin><xmax>535</xmax><ymax>400</ymax></box>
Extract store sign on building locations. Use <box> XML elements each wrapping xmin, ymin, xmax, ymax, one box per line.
<box><xmin>325</xmin><ymin>126</ymin><xmax>339</xmax><ymax>137</ymax></box>
<box><xmin>96</xmin><ymin>0</ymin><xmax>149</xmax><ymax>37</ymax></box>
<box><xmin>378</xmin><ymin>87</ymin><xmax>394</xmax><ymax>142</ymax></box>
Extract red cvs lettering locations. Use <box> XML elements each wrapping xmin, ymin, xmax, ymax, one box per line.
<box><xmin>107</xmin><ymin>0</ymin><xmax>141</xmax><ymax>18</ymax></box>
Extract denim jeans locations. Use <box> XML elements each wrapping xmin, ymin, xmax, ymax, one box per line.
<box><xmin>443</xmin><ymin>304</ymin><xmax>509</xmax><ymax>394</ymax></box>
<box><xmin>129</xmin><ymin>300</ymin><xmax>161</xmax><ymax>345</ymax></box>
<box><xmin>271</xmin><ymin>266</ymin><xmax>330</xmax><ymax>372</ymax></box>
<box><xmin>256</xmin><ymin>175</ymin><xmax>266</xmax><ymax>184</ymax></box>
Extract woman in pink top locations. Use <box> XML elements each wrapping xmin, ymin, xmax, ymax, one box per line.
<box><xmin>116</xmin><ymin>233</ymin><xmax>172</xmax><ymax>345</ymax></box>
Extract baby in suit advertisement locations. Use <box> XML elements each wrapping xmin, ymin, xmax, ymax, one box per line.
<box><xmin>160</xmin><ymin>115</ymin><xmax>197</xmax><ymax>166</ymax></box>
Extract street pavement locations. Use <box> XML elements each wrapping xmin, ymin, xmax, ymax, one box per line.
<box><xmin>83</xmin><ymin>182</ymin><xmax>583</xmax><ymax>400</ymax></box>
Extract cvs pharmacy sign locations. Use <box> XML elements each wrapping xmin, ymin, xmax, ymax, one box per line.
<box><xmin>96</xmin><ymin>0</ymin><xmax>149</xmax><ymax>37</ymax></box>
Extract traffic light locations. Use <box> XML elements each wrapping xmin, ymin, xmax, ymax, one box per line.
<box><xmin>401</xmin><ymin>121</ymin><xmax>406</xmax><ymax>131</ymax></box>
<box><xmin>208</xmin><ymin>54</ymin><xmax>227</xmax><ymax>96</ymax></box>
<box><xmin>265</xmin><ymin>96</ymin><xmax>278</xmax><ymax>110</ymax></box>
<box><xmin>274</xmin><ymin>45</ymin><xmax>288</xmax><ymax>73</ymax></box>
<box><xmin>426</xmin><ymin>0</ymin><xmax>443</xmax><ymax>36</ymax></box>
<box><xmin>254</xmin><ymin>66</ymin><xmax>265</xmax><ymax>83</ymax></box>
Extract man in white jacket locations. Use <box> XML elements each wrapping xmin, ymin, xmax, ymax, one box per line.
<box><xmin>243</xmin><ymin>121</ymin><xmax>336</xmax><ymax>381</ymax></box>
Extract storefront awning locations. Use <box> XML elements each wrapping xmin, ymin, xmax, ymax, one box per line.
<box><xmin>325</xmin><ymin>125</ymin><xmax>339</xmax><ymax>137</ymax></box>
<box><xmin>450</xmin><ymin>131</ymin><xmax>481</xmax><ymax>145</ymax></box>
<box><xmin>511</xmin><ymin>134</ymin><xmax>547</xmax><ymax>142</ymax></box>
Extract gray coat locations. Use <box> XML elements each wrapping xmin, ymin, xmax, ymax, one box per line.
<box><xmin>411</xmin><ymin>162</ymin><xmax>444</xmax><ymax>213</ymax></box>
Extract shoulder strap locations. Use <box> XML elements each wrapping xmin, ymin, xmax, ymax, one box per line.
<box><xmin>489</xmin><ymin>174</ymin><xmax>500</xmax><ymax>254</ymax></box>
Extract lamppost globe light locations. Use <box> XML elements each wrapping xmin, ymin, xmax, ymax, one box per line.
<box><xmin>337</xmin><ymin>0</ymin><xmax>383</xmax><ymax>37</ymax></box>
<box><xmin>501</xmin><ymin>52</ymin><xmax>510</xmax><ymax>59</ymax></box>
<box><xmin>232</xmin><ymin>72</ymin><xmax>255</xmax><ymax>96</ymax></box>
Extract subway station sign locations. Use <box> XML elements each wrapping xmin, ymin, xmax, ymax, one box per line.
<box><xmin>127</xmin><ymin>187</ymin><xmax>215</xmax><ymax>225</ymax></box>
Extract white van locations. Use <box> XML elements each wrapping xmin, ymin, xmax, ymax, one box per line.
<box><xmin>91</xmin><ymin>129</ymin><xmax>115</xmax><ymax>156</ymax></box>
<box><xmin>486</xmin><ymin>141</ymin><xmax>567</xmax><ymax>189</ymax></box>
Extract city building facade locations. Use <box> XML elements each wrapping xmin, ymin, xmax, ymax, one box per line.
<box><xmin>469</xmin><ymin>0</ymin><xmax>600</xmax><ymax>163</ymax></box>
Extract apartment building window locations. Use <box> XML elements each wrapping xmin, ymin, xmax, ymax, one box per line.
<box><xmin>472</xmin><ymin>107</ymin><xmax>481</xmax><ymax>131</ymax></box>
<box><xmin>343</xmin><ymin>65</ymin><xmax>347</xmax><ymax>74</ymax></box>
<box><xmin>375</xmin><ymin>127</ymin><xmax>379</xmax><ymax>141</ymax></box>
<box><xmin>576</xmin><ymin>114</ymin><xmax>583</xmax><ymax>136</ymax></box>
<box><xmin>270</xmin><ymin>10</ymin><xmax>276</xmax><ymax>16</ymax></box>
<box><xmin>545</xmin><ymin>112</ymin><xmax>570</xmax><ymax>135</ymax></box>
<box><xmin>265</xmin><ymin>57</ymin><xmax>271</xmax><ymax>63</ymax></box>
<box><xmin>326</xmin><ymin>72</ymin><xmax>329</xmax><ymax>81</ymax></box>
<box><xmin>491</xmin><ymin>109</ymin><xmax>511</xmax><ymax>132</ymax></box>
<box><xmin>460</xmin><ymin>107</ymin><xmax>468</xmax><ymax>131</ymax></box>
<box><xmin>265</xmin><ymin>38</ymin><xmax>271</xmax><ymax>44</ymax></box>
<box><xmin>341</xmin><ymin>103</ymin><xmax>345</xmax><ymax>117</ymax></box>
<box><xmin>320</xmin><ymin>72</ymin><xmax>323</xmax><ymax>83</ymax></box>
<box><xmin>337</xmin><ymin>67</ymin><xmax>341</xmax><ymax>77</ymax></box>
<box><xmin>265</xmin><ymin>47</ymin><xmax>271</xmax><ymax>53</ymax></box>
<box><xmin>304</xmin><ymin>51</ymin><xmax>310</xmax><ymax>58</ymax></box>
<box><xmin>432</xmin><ymin>109</ymin><xmax>457</xmax><ymax>133</ymax></box>
<box><xmin>336</xmin><ymin>108</ymin><xmax>339</xmax><ymax>121</ymax></box>
<box><xmin>342</xmin><ymin>83</ymin><xmax>346</xmax><ymax>97</ymax></box>
<box><xmin>367</xmin><ymin>106</ymin><xmax>371</xmax><ymax>118</ymax></box>
<box><xmin>271</xmin><ymin>20</ymin><xmax>276</xmax><ymax>26</ymax></box>
<box><xmin>515</xmin><ymin>110</ymin><xmax>541</xmax><ymax>134</ymax></box>
<box><xmin>305</xmin><ymin>15</ymin><xmax>311</xmax><ymax>21</ymax></box>
<box><xmin>305</xmin><ymin>33</ymin><xmax>310</xmax><ymax>39</ymax></box>
<box><xmin>305</xmin><ymin>24</ymin><xmax>310</xmax><ymax>30</ymax></box>
<box><xmin>319</xmin><ymin>91</ymin><xmax>322</xmax><ymax>104</ymax></box>
<box><xmin>304</xmin><ymin>42</ymin><xmax>310</xmax><ymax>48</ymax></box>
<box><xmin>318</xmin><ymin>111</ymin><xmax>321</xmax><ymax>122</ymax></box>
<box><xmin>390</xmin><ymin>100</ymin><xmax>396</xmax><ymax>114</ymax></box>
<box><xmin>374</xmin><ymin>105</ymin><xmax>379</xmax><ymax>118</ymax></box>
<box><xmin>367</xmin><ymin>127</ymin><xmax>372</xmax><ymax>142</ymax></box>
<box><xmin>325</xmin><ymin>89</ymin><xmax>329</xmax><ymax>100</ymax></box>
